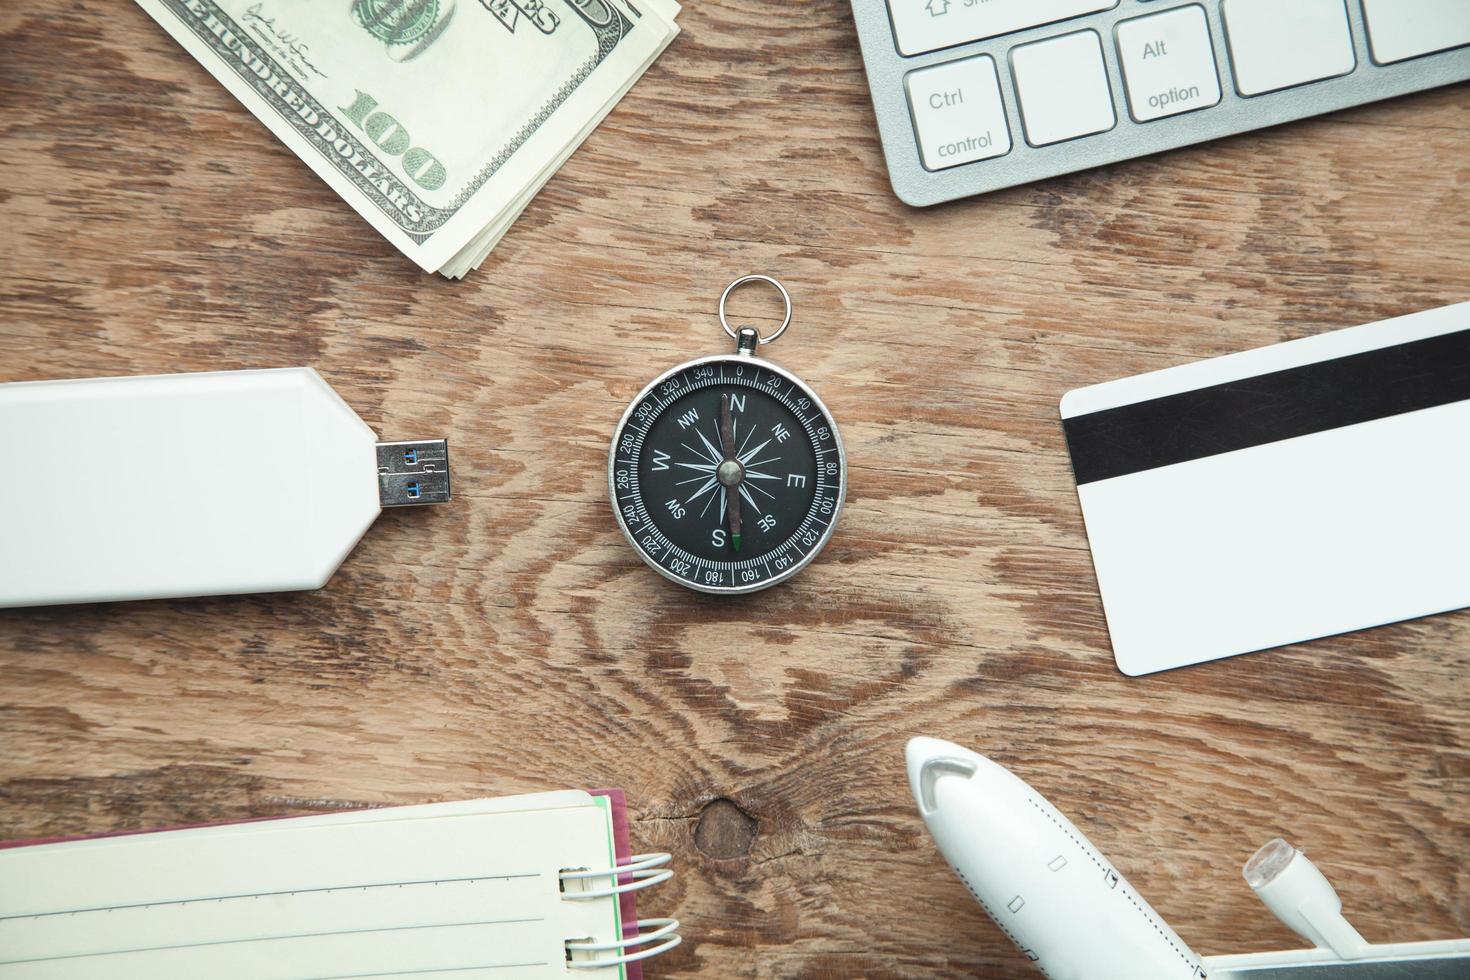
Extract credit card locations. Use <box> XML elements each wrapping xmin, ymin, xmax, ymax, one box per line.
<box><xmin>1061</xmin><ymin>302</ymin><xmax>1470</xmax><ymax>675</ymax></box>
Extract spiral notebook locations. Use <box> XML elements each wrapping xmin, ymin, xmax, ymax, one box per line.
<box><xmin>0</xmin><ymin>789</ymin><xmax>679</xmax><ymax>978</ymax></box>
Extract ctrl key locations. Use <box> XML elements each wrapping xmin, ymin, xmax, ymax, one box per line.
<box><xmin>905</xmin><ymin>55</ymin><xmax>1012</xmax><ymax>172</ymax></box>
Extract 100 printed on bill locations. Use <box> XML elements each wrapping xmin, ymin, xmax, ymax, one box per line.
<box><xmin>136</xmin><ymin>0</ymin><xmax>679</xmax><ymax>275</ymax></box>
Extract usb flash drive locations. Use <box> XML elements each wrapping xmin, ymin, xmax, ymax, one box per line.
<box><xmin>0</xmin><ymin>368</ymin><xmax>451</xmax><ymax>608</ymax></box>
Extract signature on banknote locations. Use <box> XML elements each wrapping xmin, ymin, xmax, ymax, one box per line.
<box><xmin>241</xmin><ymin>2</ymin><xmax>326</xmax><ymax>79</ymax></box>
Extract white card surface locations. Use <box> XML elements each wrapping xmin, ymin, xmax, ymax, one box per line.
<box><xmin>1061</xmin><ymin>302</ymin><xmax>1470</xmax><ymax>675</ymax></box>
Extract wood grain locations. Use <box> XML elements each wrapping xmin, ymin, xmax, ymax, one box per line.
<box><xmin>2</xmin><ymin>3</ymin><xmax>1468</xmax><ymax>976</ymax></box>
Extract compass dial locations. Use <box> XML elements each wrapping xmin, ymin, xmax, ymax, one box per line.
<box><xmin>609</xmin><ymin>355</ymin><xmax>846</xmax><ymax>594</ymax></box>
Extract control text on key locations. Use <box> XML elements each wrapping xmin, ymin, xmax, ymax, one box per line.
<box><xmin>905</xmin><ymin>55</ymin><xmax>1013</xmax><ymax>171</ymax></box>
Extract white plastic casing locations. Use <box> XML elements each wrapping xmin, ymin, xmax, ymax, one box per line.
<box><xmin>905</xmin><ymin>737</ymin><xmax>1205</xmax><ymax>980</ymax></box>
<box><xmin>1242</xmin><ymin>839</ymin><xmax>1367</xmax><ymax>959</ymax></box>
<box><xmin>0</xmin><ymin>368</ymin><xmax>381</xmax><ymax>607</ymax></box>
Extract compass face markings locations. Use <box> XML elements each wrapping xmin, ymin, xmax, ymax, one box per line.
<box><xmin>693</xmin><ymin>426</ymin><xmax>725</xmax><ymax>469</ymax></box>
<box><xmin>699</xmin><ymin>485</ymin><xmax>723</xmax><ymax>522</ymax></box>
<box><xmin>684</xmin><ymin>475</ymin><xmax>719</xmax><ymax>505</ymax></box>
<box><xmin>609</xmin><ymin>355</ymin><xmax>846</xmax><ymax>594</ymax></box>
<box><xmin>681</xmin><ymin>441</ymin><xmax>714</xmax><ymax>464</ymax></box>
<box><xmin>737</xmin><ymin>483</ymin><xmax>764</xmax><ymax>514</ymax></box>
<box><xmin>738</xmin><ymin>438</ymin><xmax>771</xmax><ymax>465</ymax></box>
<box><xmin>735</xmin><ymin>423</ymin><xmax>755</xmax><ymax>459</ymax></box>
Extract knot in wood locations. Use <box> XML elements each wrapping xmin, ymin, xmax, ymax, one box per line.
<box><xmin>694</xmin><ymin>797</ymin><xmax>757</xmax><ymax>860</ymax></box>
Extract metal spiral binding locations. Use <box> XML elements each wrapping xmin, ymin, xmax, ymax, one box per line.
<box><xmin>560</xmin><ymin>853</ymin><xmax>681</xmax><ymax>969</ymax></box>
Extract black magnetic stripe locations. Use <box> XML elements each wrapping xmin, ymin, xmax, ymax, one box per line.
<box><xmin>1063</xmin><ymin>328</ymin><xmax>1470</xmax><ymax>486</ymax></box>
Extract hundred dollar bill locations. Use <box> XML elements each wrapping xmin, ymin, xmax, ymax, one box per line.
<box><xmin>135</xmin><ymin>0</ymin><xmax>678</xmax><ymax>276</ymax></box>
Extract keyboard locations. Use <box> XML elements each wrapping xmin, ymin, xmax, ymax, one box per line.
<box><xmin>850</xmin><ymin>0</ymin><xmax>1470</xmax><ymax>206</ymax></box>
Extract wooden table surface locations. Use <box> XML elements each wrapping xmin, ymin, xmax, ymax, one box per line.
<box><xmin>3</xmin><ymin>2</ymin><xmax>1468</xmax><ymax>977</ymax></box>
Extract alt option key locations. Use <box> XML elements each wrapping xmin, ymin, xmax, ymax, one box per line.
<box><xmin>1116</xmin><ymin>4</ymin><xmax>1222</xmax><ymax>122</ymax></box>
<box><xmin>905</xmin><ymin>55</ymin><xmax>1013</xmax><ymax>172</ymax></box>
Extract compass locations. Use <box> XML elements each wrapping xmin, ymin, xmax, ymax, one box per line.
<box><xmin>608</xmin><ymin>276</ymin><xmax>847</xmax><ymax>594</ymax></box>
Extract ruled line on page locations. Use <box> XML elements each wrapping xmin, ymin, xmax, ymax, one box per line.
<box><xmin>313</xmin><ymin>965</ymin><xmax>551</xmax><ymax>979</ymax></box>
<box><xmin>0</xmin><ymin>872</ymin><xmax>542</xmax><ymax>922</ymax></box>
<box><xmin>0</xmin><ymin>916</ymin><xmax>545</xmax><ymax>966</ymax></box>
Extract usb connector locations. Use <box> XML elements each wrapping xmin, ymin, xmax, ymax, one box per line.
<box><xmin>376</xmin><ymin>439</ymin><xmax>451</xmax><ymax>507</ymax></box>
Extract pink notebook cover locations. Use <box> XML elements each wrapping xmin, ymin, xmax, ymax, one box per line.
<box><xmin>2</xmin><ymin>787</ymin><xmax>645</xmax><ymax>979</ymax></box>
<box><xmin>592</xmin><ymin>787</ymin><xmax>645</xmax><ymax>980</ymax></box>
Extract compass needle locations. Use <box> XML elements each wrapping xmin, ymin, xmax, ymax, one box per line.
<box><xmin>718</xmin><ymin>392</ymin><xmax>743</xmax><ymax>551</ymax></box>
<box><xmin>719</xmin><ymin>396</ymin><xmax>736</xmax><ymax>456</ymax></box>
<box><xmin>608</xmin><ymin>276</ymin><xmax>844</xmax><ymax>593</ymax></box>
<box><xmin>727</xmin><ymin>484</ymin><xmax>742</xmax><ymax>551</ymax></box>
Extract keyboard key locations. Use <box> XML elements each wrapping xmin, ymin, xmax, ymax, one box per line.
<box><xmin>905</xmin><ymin>55</ymin><xmax>1012</xmax><ymax>171</ymax></box>
<box><xmin>886</xmin><ymin>0</ymin><xmax>1118</xmax><ymax>58</ymax></box>
<box><xmin>1222</xmin><ymin>0</ymin><xmax>1355</xmax><ymax>97</ymax></box>
<box><xmin>1362</xmin><ymin>0</ymin><xmax>1470</xmax><ymax>65</ymax></box>
<box><xmin>1116</xmin><ymin>5</ymin><xmax>1222</xmax><ymax>122</ymax></box>
<box><xmin>1011</xmin><ymin>30</ymin><xmax>1116</xmax><ymax>147</ymax></box>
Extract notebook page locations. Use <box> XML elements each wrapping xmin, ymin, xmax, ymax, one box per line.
<box><xmin>0</xmin><ymin>797</ymin><xmax>622</xmax><ymax>979</ymax></box>
<box><xmin>0</xmin><ymin>791</ymin><xmax>596</xmax><ymax>853</ymax></box>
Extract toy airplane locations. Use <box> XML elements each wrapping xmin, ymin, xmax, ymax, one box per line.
<box><xmin>906</xmin><ymin>737</ymin><xmax>1470</xmax><ymax>979</ymax></box>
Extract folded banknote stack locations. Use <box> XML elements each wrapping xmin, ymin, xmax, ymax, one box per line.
<box><xmin>137</xmin><ymin>0</ymin><xmax>680</xmax><ymax>278</ymax></box>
